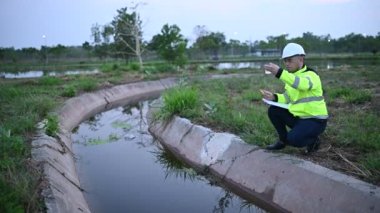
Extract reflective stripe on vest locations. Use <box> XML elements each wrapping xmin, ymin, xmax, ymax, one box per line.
<box><xmin>306</xmin><ymin>76</ymin><xmax>313</xmax><ymax>90</ymax></box>
<box><xmin>291</xmin><ymin>76</ymin><xmax>313</xmax><ymax>90</ymax></box>
<box><xmin>284</xmin><ymin>91</ymin><xmax>291</xmax><ymax>103</ymax></box>
<box><xmin>292</xmin><ymin>96</ymin><xmax>324</xmax><ymax>104</ymax></box>
<box><xmin>300</xmin><ymin>115</ymin><xmax>329</xmax><ymax>119</ymax></box>
<box><xmin>292</xmin><ymin>76</ymin><xmax>300</xmax><ymax>88</ymax></box>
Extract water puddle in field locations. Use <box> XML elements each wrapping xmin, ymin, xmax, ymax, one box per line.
<box><xmin>0</xmin><ymin>69</ymin><xmax>99</xmax><ymax>79</ymax></box>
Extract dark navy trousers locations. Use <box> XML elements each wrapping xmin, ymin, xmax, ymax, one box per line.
<box><xmin>268</xmin><ymin>106</ymin><xmax>327</xmax><ymax>147</ymax></box>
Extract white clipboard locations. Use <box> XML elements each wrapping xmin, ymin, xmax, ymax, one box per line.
<box><xmin>262</xmin><ymin>98</ymin><xmax>289</xmax><ymax>109</ymax></box>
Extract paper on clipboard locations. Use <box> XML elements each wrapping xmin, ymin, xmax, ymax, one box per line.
<box><xmin>262</xmin><ymin>98</ymin><xmax>289</xmax><ymax>109</ymax></box>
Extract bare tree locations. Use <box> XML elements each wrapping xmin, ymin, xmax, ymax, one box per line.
<box><xmin>112</xmin><ymin>2</ymin><xmax>146</xmax><ymax>71</ymax></box>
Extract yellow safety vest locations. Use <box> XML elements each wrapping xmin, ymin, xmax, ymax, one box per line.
<box><xmin>275</xmin><ymin>66</ymin><xmax>328</xmax><ymax>119</ymax></box>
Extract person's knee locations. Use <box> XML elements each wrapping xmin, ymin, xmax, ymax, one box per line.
<box><xmin>286</xmin><ymin>133</ymin><xmax>303</xmax><ymax>147</ymax></box>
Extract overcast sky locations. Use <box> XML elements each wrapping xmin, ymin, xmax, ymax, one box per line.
<box><xmin>0</xmin><ymin>0</ymin><xmax>379</xmax><ymax>49</ymax></box>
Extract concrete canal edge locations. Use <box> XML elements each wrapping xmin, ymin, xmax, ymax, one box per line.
<box><xmin>31</xmin><ymin>78</ymin><xmax>176</xmax><ymax>213</ymax></box>
<box><xmin>147</xmin><ymin>103</ymin><xmax>380</xmax><ymax>213</ymax></box>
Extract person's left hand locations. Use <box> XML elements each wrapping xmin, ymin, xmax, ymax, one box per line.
<box><xmin>260</xmin><ymin>89</ymin><xmax>275</xmax><ymax>100</ymax></box>
<box><xmin>264</xmin><ymin>63</ymin><xmax>280</xmax><ymax>75</ymax></box>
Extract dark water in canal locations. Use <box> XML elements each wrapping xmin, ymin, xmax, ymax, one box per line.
<box><xmin>72</xmin><ymin>101</ymin><xmax>265</xmax><ymax>213</ymax></box>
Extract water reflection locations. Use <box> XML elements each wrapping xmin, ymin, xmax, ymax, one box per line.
<box><xmin>0</xmin><ymin>69</ymin><xmax>99</xmax><ymax>79</ymax></box>
<box><xmin>205</xmin><ymin>59</ymin><xmax>379</xmax><ymax>70</ymax></box>
<box><xmin>152</xmin><ymin>146</ymin><xmax>264</xmax><ymax>213</ymax></box>
<box><xmin>215</xmin><ymin>62</ymin><xmax>262</xmax><ymax>70</ymax></box>
<box><xmin>152</xmin><ymin>146</ymin><xmax>199</xmax><ymax>181</ymax></box>
<box><xmin>72</xmin><ymin>100</ymin><xmax>265</xmax><ymax>213</ymax></box>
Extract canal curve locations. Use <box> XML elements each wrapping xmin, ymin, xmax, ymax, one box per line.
<box><xmin>31</xmin><ymin>76</ymin><xmax>380</xmax><ymax>213</ymax></box>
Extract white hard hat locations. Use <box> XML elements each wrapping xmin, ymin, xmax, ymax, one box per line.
<box><xmin>281</xmin><ymin>43</ymin><xmax>305</xmax><ymax>59</ymax></box>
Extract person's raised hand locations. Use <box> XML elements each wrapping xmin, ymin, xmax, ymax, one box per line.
<box><xmin>263</xmin><ymin>63</ymin><xmax>280</xmax><ymax>75</ymax></box>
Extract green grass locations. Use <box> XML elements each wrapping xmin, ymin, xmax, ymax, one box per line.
<box><xmin>159</xmin><ymin>77</ymin><xmax>282</xmax><ymax>146</ymax></box>
<box><xmin>195</xmin><ymin>77</ymin><xmax>282</xmax><ymax>146</ymax></box>
<box><xmin>38</xmin><ymin>76</ymin><xmax>62</xmax><ymax>86</ymax></box>
<box><xmin>61</xmin><ymin>85</ymin><xmax>77</xmax><ymax>97</ymax></box>
<box><xmin>327</xmin><ymin>87</ymin><xmax>372</xmax><ymax>104</ymax></box>
<box><xmin>327</xmin><ymin>111</ymin><xmax>380</xmax><ymax>151</ymax></box>
<box><xmin>77</xmin><ymin>78</ymin><xmax>97</xmax><ymax>91</ymax></box>
<box><xmin>100</xmin><ymin>63</ymin><xmax>124</xmax><ymax>72</ymax></box>
<box><xmin>158</xmin><ymin>65</ymin><xmax>380</xmax><ymax>184</ymax></box>
<box><xmin>360</xmin><ymin>152</ymin><xmax>380</xmax><ymax>182</ymax></box>
<box><xmin>0</xmin><ymin>83</ymin><xmax>55</xmax><ymax>212</ymax></box>
<box><xmin>157</xmin><ymin>85</ymin><xmax>200</xmax><ymax>120</ymax></box>
<box><xmin>129</xmin><ymin>62</ymin><xmax>141</xmax><ymax>71</ymax></box>
<box><xmin>44</xmin><ymin>114</ymin><xmax>59</xmax><ymax>137</ymax></box>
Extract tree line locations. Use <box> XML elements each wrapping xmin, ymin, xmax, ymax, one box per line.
<box><xmin>1</xmin><ymin>5</ymin><xmax>379</xmax><ymax>66</ymax></box>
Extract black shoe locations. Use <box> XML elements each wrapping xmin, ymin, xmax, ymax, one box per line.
<box><xmin>266</xmin><ymin>141</ymin><xmax>286</xmax><ymax>150</ymax></box>
<box><xmin>306</xmin><ymin>138</ymin><xmax>321</xmax><ymax>153</ymax></box>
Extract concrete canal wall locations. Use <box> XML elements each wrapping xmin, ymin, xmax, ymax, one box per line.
<box><xmin>147</xmin><ymin>105</ymin><xmax>380</xmax><ymax>213</ymax></box>
<box><xmin>31</xmin><ymin>79</ymin><xmax>176</xmax><ymax>213</ymax></box>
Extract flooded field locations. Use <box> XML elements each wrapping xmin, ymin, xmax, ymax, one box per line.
<box><xmin>2</xmin><ymin>58</ymin><xmax>378</xmax><ymax>79</ymax></box>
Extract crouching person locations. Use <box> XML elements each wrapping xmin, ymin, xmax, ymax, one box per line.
<box><xmin>261</xmin><ymin>43</ymin><xmax>328</xmax><ymax>153</ymax></box>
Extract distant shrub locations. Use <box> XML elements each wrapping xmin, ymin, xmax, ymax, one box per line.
<box><xmin>100</xmin><ymin>63</ymin><xmax>119</xmax><ymax>72</ymax></box>
<box><xmin>155</xmin><ymin>63</ymin><xmax>177</xmax><ymax>73</ymax></box>
<box><xmin>112</xmin><ymin>63</ymin><xmax>119</xmax><ymax>70</ymax></box>
<box><xmin>129</xmin><ymin>62</ymin><xmax>140</xmax><ymax>71</ymax></box>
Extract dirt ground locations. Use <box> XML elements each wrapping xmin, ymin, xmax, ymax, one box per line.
<box><xmin>293</xmin><ymin>144</ymin><xmax>375</xmax><ymax>184</ymax></box>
